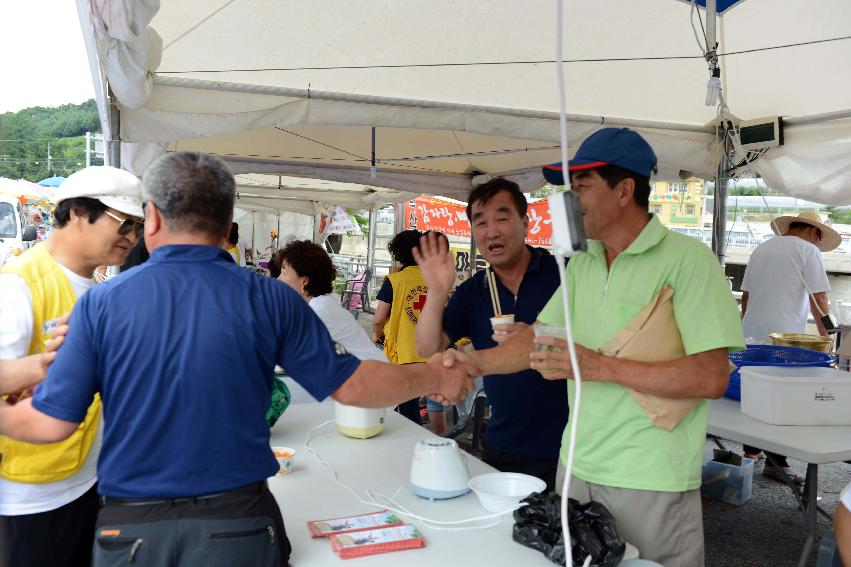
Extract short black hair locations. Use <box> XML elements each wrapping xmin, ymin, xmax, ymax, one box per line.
<box><xmin>387</xmin><ymin>229</ymin><xmax>423</xmax><ymax>268</ymax></box>
<box><xmin>227</xmin><ymin>222</ymin><xmax>239</xmax><ymax>246</ymax></box>
<box><xmin>53</xmin><ymin>197</ymin><xmax>107</xmax><ymax>228</ymax></box>
<box><xmin>466</xmin><ymin>178</ymin><xmax>527</xmax><ymax>221</ymax></box>
<box><xmin>278</xmin><ymin>240</ymin><xmax>337</xmax><ymax>297</ymax></box>
<box><xmin>268</xmin><ymin>248</ymin><xmax>285</xmax><ymax>279</ymax></box>
<box><xmin>572</xmin><ymin>164</ymin><xmax>652</xmax><ymax>208</ymax></box>
<box><xmin>788</xmin><ymin>221</ymin><xmax>821</xmax><ymax>240</ymax></box>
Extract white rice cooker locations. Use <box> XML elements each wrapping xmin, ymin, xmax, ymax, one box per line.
<box><xmin>410</xmin><ymin>438</ymin><xmax>471</xmax><ymax>500</ymax></box>
<box><xmin>334</xmin><ymin>402</ymin><xmax>385</xmax><ymax>439</ymax></box>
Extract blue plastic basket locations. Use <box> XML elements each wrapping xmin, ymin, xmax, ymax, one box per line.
<box><xmin>726</xmin><ymin>344</ymin><xmax>835</xmax><ymax>401</ymax></box>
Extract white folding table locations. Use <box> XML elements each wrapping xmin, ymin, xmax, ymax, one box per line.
<box><xmin>707</xmin><ymin>398</ymin><xmax>851</xmax><ymax>567</ymax></box>
<box><xmin>268</xmin><ymin>402</ymin><xmax>557</xmax><ymax>566</ymax></box>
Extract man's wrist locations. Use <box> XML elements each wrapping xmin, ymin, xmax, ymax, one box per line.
<box><xmin>427</xmin><ymin>287</ymin><xmax>450</xmax><ymax>301</ymax></box>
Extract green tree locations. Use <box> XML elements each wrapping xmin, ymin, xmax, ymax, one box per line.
<box><xmin>0</xmin><ymin>100</ymin><xmax>101</xmax><ymax>181</ymax></box>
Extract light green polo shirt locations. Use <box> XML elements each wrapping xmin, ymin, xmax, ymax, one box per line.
<box><xmin>539</xmin><ymin>215</ymin><xmax>744</xmax><ymax>492</ymax></box>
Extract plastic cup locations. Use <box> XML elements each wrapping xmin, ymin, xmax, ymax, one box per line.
<box><xmin>533</xmin><ymin>323</ymin><xmax>566</xmax><ymax>352</ymax></box>
<box><xmin>272</xmin><ymin>446</ymin><xmax>296</xmax><ymax>476</ymax></box>
<box><xmin>489</xmin><ymin>314</ymin><xmax>515</xmax><ymax>330</ymax></box>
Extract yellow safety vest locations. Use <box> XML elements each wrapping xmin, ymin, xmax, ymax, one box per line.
<box><xmin>0</xmin><ymin>243</ymin><xmax>101</xmax><ymax>483</ymax></box>
<box><xmin>384</xmin><ymin>266</ymin><xmax>429</xmax><ymax>365</ymax></box>
<box><xmin>227</xmin><ymin>245</ymin><xmax>241</xmax><ymax>265</ymax></box>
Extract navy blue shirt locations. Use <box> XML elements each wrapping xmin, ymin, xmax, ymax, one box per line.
<box><xmin>443</xmin><ymin>247</ymin><xmax>567</xmax><ymax>460</ymax></box>
<box><xmin>33</xmin><ymin>245</ymin><xmax>360</xmax><ymax>499</ymax></box>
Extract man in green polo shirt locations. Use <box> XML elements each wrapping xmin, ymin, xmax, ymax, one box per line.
<box><xmin>442</xmin><ymin>128</ymin><xmax>744</xmax><ymax>566</ymax></box>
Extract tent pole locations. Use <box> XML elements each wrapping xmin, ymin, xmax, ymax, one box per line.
<box><xmin>711</xmin><ymin>127</ymin><xmax>731</xmax><ymax>265</ymax></box>
<box><xmin>706</xmin><ymin>0</ymin><xmax>717</xmax><ymax>51</ymax></box>
<box><xmin>366</xmin><ymin>208</ymin><xmax>378</xmax><ymax>312</ymax></box>
<box><xmin>250</xmin><ymin>210</ymin><xmax>256</xmax><ymax>254</ymax></box>
<box><xmin>108</xmin><ymin>95</ymin><xmax>121</xmax><ymax>168</ymax></box>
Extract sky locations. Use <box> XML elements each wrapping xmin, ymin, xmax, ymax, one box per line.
<box><xmin>0</xmin><ymin>2</ymin><xmax>95</xmax><ymax>113</ymax></box>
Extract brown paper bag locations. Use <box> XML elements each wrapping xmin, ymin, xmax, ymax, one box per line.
<box><xmin>597</xmin><ymin>285</ymin><xmax>701</xmax><ymax>431</ymax></box>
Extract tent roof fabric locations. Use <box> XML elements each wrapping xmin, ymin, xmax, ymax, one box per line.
<box><xmin>78</xmin><ymin>0</ymin><xmax>851</xmax><ymax>205</ymax></box>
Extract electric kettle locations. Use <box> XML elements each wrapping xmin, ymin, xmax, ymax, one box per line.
<box><xmin>334</xmin><ymin>402</ymin><xmax>385</xmax><ymax>439</ymax></box>
<box><xmin>410</xmin><ymin>438</ymin><xmax>471</xmax><ymax>500</ymax></box>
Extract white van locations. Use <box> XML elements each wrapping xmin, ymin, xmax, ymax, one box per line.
<box><xmin>0</xmin><ymin>195</ymin><xmax>37</xmax><ymax>266</ymax></box>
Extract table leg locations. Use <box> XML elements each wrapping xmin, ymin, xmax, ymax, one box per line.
<box><xmin>796</xmin><ymin>463</ymin><xmax>818</xmax><ymax>567</ymax></box>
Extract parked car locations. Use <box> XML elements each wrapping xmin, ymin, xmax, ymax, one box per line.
<box><xmin>0</xmin><ymin>195</ymin><xmax>37</xmax><ymax>266</ymax></box>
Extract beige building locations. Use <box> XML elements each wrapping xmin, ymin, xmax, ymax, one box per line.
<box><xmin>649</xmin><ymin>178</ymin><xmax>705</xmax><ymax>227</ymax></box>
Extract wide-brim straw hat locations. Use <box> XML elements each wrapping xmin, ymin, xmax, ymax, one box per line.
<box><xmin>770</xmin><ymin>211</ymin><xmax>842</xmax><ymax>252</ymax></box>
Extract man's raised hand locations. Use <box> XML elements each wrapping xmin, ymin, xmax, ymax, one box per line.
<box><xmin>412</xmin><ymin>232</ymin><xmax>455</xmax><ymax>295</ymax></box>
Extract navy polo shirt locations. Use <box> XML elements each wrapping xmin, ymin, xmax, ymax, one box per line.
<box><xmin>33</xmin><ymin>245</ymin><xmax>360</xmax><ymax>499</ymax></box>
<box><xmin>443</xmin><ymin>247</ymin><xmax>567</xmax><ymax>460</ymax></box>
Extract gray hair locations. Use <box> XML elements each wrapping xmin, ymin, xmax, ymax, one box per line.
<box><xmin>142</xmin><ymin>152</ymin><xmax>235</xmax><ymax>239</ymax></box>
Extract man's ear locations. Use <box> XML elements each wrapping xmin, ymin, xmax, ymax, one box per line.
<box><xmin>617</xmin><ymin>177</ymin><xmax>636</xmax><ymax>207</ymax></box>
<box><xmin>144</xmin><ymin>201</ymin><xmax>161</xmax><ymax>237</ymax></box>
<box><xmin>67</xmin><ymin>206</ymin><xmax>84</xmax><ymax>229</ymax></box>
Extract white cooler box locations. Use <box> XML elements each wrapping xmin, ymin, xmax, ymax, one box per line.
<box><xmin>740</xmin><ymin>366</ymin><xmax>851</xmax><ymax>425</ymax></box>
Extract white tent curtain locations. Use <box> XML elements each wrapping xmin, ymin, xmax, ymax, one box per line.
<box><xmin>233</xmin><ymin>208</ymin><xmax>312</xmax><ymax>259</ymax></box>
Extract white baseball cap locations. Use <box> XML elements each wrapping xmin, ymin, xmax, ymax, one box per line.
<box><xmin>54</xmin><ymin>166</ymin><xmax>144</xmax><ymax>218</ymax></box>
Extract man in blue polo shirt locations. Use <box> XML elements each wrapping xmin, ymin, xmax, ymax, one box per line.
<box><xmin>414</xmin><ymin>178</ymin><xmax>567</xmax><ymax>491</ymax></box>
<box><xmin>0</xmin><ymin>152</ymin><xmax>475</xmax><ymax>566</ymax></box>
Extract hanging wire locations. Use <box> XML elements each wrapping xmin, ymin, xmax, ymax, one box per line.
<box><xmin>155</xmin><ymin>36</ymin><xmax>851</xmax><ymax>75</ymax></box>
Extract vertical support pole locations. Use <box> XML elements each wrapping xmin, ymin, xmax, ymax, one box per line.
<box><xmin>251</xmin><ymin>210</ymin><xmax>256</xmax><ymax>253</ymax></box>
<box><xmin>366</xmin><ymin>207</ymin><xmax>378</xmax><ymax>274</ymax></box>
<box><xmin>108</xmin><ymin>97</ymin><xmax>121</xmax><ymax>168</ymax></box>
<box><xmin>365</xmin><ymin>207</ymin><xmax>378</xmax><ymax>313</ymax></box>
<box><xmin>705</xmin><ymin>0</ymin><xmax>717</xmax><ymax>50</ymax></box>
<box><xmin>711</xmin><ymin>127</ymin><xmax>731</xmax><ymax>265</ymax></box>
<box><xmin>85</xmin><ymin>132</ymin><xmax>92</xmax><ymax>167</ymax></box>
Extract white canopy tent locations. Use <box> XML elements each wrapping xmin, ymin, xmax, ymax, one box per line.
<box><xmin>77</xmin><ymin>0</ymin><xmax>851</xmax><ymax>201</ymax></box>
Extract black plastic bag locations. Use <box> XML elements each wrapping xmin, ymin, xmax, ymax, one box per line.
<box><xmin>512</xmin><ymin>492</ymin><xmax>625</xmax><ymax>567</ymax></box>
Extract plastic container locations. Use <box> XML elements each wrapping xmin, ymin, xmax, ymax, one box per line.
<box><xmin>468</xmin><ymin>472</ymin><xmax>546</xmax><ymax>513</ymax></box>
<box><xmin>532</xmin><ymin>323</ymin><xmax>567</xmax><ymax>352</ymax></box>
<box><xmin>489</xmin><ymin>314</ymin><xmax>514</xmax><ymax>329</ymax></box>
<box><xmin>725</xmin><ymin>344</ymin><xmax>835</xmax><ymax>401</ymax></box>
<box><xmin>272</xmin><ymin>446</ymin><xmax>296</xmax><ymax>475</ymax></box>
<box><xmin>701</xmin><ymin>457</ymin><xmax>754</xmax><ymax>506</ymax></box>
<box><xmin>740</xmin><ymin>366</ymin><xmax>851</xmax><ymax>425</ymax></box>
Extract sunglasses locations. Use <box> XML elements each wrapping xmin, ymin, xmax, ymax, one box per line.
<box><xmin>104</xmin><ymin>210</ymin><xmax>144</xmax><ymax>237</ymax></box>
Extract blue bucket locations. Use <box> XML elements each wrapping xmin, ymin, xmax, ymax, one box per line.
<box><xmin>726</xmin><ymin>344</ymin><xmax>835</xmax><ymax>401</ymax></box>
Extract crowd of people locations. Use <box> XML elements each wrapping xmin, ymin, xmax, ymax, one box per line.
<box><xmin>0</xmin><ymin>128</ymin><xmax>849</xmax><ymax>567</ymax></box>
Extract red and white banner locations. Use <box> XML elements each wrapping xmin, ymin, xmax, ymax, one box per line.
<box><xmin>403</xmin><ymin>195</ymin><xmax>552</xmax><ymax>247</ymax></box>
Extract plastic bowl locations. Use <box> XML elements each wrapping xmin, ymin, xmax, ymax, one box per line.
<box><xmin>468</xmin><ymin>472</ymin><xmax>546</xmax><ymax>513</ymax></box>
<box><xmin>271</xmin><ymin>446</ymin><xmax>296</xmax><ymax>476</ymax></box>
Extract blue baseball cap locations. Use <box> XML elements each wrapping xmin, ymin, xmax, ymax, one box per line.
<box><xmin>542</xmin><ymin>127</ymin><xmax>657</xmax><ymax>185</ymax></box>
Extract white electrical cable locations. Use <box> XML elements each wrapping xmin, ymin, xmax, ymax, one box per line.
<box><xmin>555</xmin><ymin>2</ymin><xmax>591</xmax><ymax>566</ymax></box>
<box><xmin>302</xmin><ymin>420</ymin><xmax>519</xmax><ymax>532</ymax></box>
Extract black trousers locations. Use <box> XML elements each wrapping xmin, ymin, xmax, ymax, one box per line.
<box><xmin>743</xmin><ymin>445</ymin><xmax>790</xmax><ymax>468</ymax></box>
<box><xmin>482</xmin><ymin>443</ymin><xmax>558</xmax><ymax>493</ymax></box>
<box><xmin>2</xmin><ymin>482</ymin><xmax>99</xmax><ymax>567</ymax></box>
<box><xmin>94</xmin><ymin>481</ymin><xmax>290</xmax><ymax>567</ymax></box>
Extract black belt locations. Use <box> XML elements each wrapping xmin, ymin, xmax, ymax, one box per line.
<box><xmin>99</xmin><ymin>481</ymin><xmax>267</xmax><ymax>507</ymax></box>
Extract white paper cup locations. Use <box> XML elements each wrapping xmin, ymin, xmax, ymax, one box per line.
<box><xmin>272</xmin><ymin>446</ymin><xmax>296</xmax><ymax>476</ymax></box>
<box><xmin>489</xmin><ymin>314</ymin><xmax>515</xmax><ymax>330</ymax></box>
<box><xmin>533</xmin><ymin>323</ymin><xmax>566</xmax><ymax>352</ymax></box>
